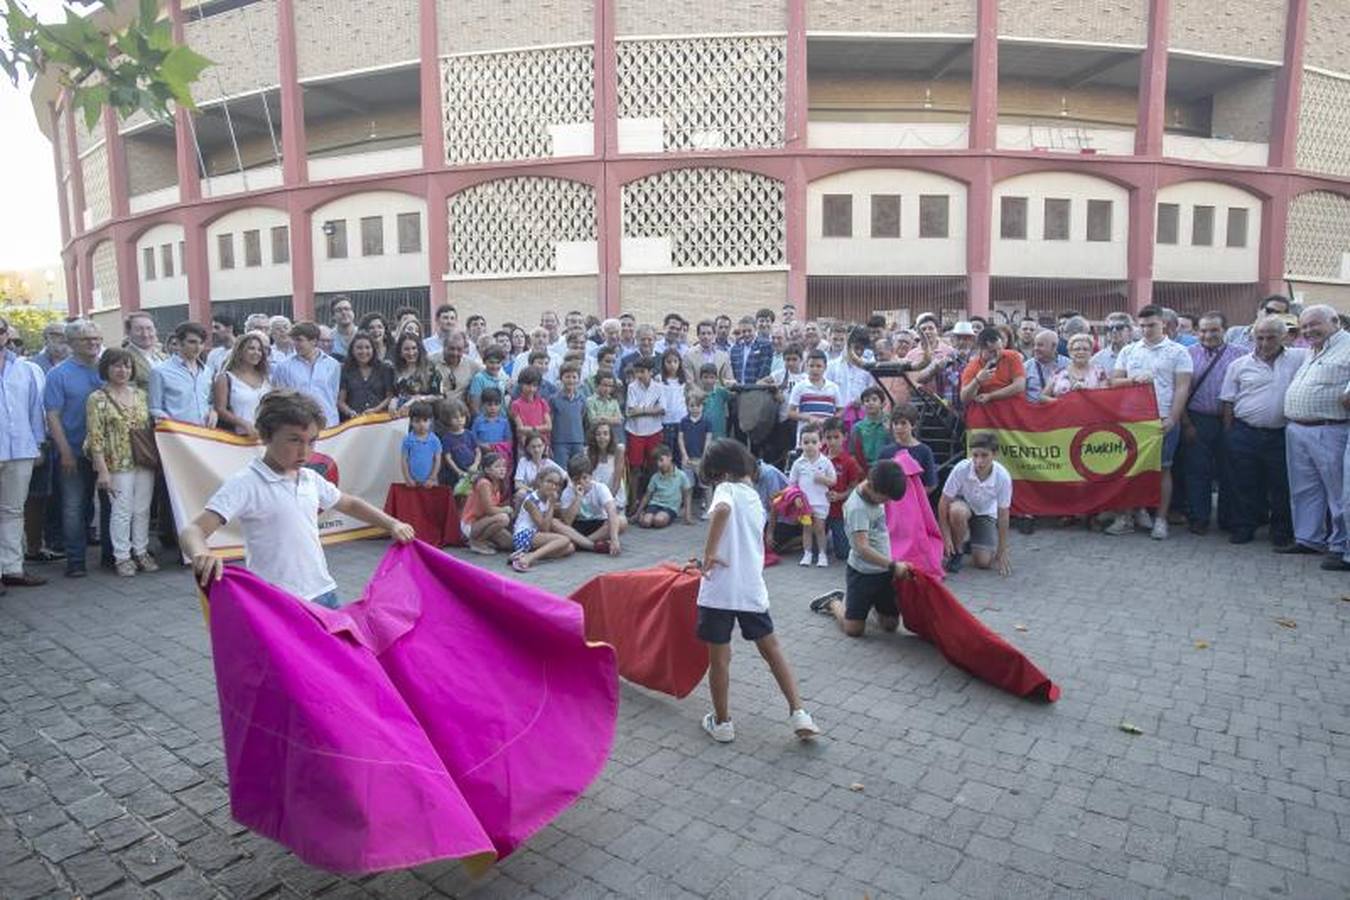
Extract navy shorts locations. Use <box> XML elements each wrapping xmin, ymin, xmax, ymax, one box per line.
<box><xmin>844</xmin><ymin>565</ymin><xmax>899</xmax><ymax>622</ymax></box>
<box><xmin>696</xmin><ymin>607</ymin><xmax>775</xmax><ymax>644</ymax></box>
<box><xmin>646</xmin><ymin>504</ymin><xmax>679</xmax><ymax>520</ymax></box>
<box><xmin>1161</xmin><ymin>423</ymin><xmax>1181</xmax><ymax>468</ymax></box>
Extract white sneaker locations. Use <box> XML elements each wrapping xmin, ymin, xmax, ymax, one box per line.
<box><xmin>790</xmin><ymin>708</ymin><xmax>820</xmax><ymax>739</ymax></box>
<box><xmin>702</xmin><ymin>712</ymin><xmax>735</xmax><ymax>743</ymax></box>
<box><xmin>1103</xmin><ymin>514</ymin><xmax>1133</xmax><ymax>536</ymax></box>
<box><xmin>799</xmin><ymin>552</ymin><xmax>813</xmax><ymax>566</ymax></box>
<box><xmin>1151</xmin><ymin>519</ymin><xmax>1169</xmax><ymax>540</ymax></box>
<box><xmin>1133</xmin><ymin>509</ymin><xmax>1154</xmax><ymax>529</ymax></box>
<box><xmin>816</xmin><ymin>556</ymin><xmax>829</xmax><ymax>568</ymax></box>
<box><xmin>700</xmin><ymin>508</ymin><xmax>711</xmax><ymax>521</ymax></box>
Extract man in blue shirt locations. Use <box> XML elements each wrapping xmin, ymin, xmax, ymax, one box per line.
<box><xmin>43</xmin><ymin>319</ymin><xmax>112</xmax><ymax>577</ymax></box>
<box><xmin>271</xmin><ymin>321</ymin><xmax>342</xmax><ymax>427</ymax></box>
<box><xmin>729</xmin><ymin>315</ymin><xmax>774</xmax><ymax>384</ymax></box>
<box><xmin>149</xmin><ymin>322</ymin><xmax>216</xmax><ymax>425</ymax></box>
<box><xmin>32</xmin><ymin>322</ymin><xmax>69</xmax><ymax>373</ymax></box>
<box><xmin>0</xmin><ymin>315</ymin><xmax>49</xmax><ymax>590</ymax></box>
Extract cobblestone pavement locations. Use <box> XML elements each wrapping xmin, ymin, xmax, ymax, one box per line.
<box><xmin>1</xmin><ymin>520</ymin><xmax>1348</xmax><ymax>899</ymax></box>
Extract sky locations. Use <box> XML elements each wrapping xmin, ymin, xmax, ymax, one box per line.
<box><xmin>0</xmin><ymin>1</ymin><xmax>84</xmax><ymax>271</ymax></box>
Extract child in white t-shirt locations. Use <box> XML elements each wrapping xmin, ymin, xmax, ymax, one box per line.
<box><xmin>787</xmin><ymin>423</ymin><xmax>837</xmax><ymax>568</ymax></box>
<box><xmin>938</xmin><ymin>431</ymin><xmax>1014</xmax><ymax>576</ymax></box>
<box><xmin>695</xmin><ymin>438</ymin><xmax>819</xmax><ymax>744</ymax></box>
<box><xmin>181</xmin><ymin>390</ymin><xmax>415</xmax><ymax>607</ymax></box>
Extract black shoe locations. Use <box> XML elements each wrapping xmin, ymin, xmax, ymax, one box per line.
<box><xmin>1188</xmin><ymin>522</ymin><xmax>1209</xmax><ymax>536</ymax></box>
<box><xmin>1015</xmin><ymin>516</ymin><xmax>1036</xmax><ymax>535</ymax></box>
<box><xmin>945</xmin><ymin>552</ymin><xmax>965</xmax><ymax>574</ymax></box>
<box><xmin>809</xmin><ymin>590</ymin><xmax>843</xmax><ymax>614</ymax></box>
<box><xmin>1274</xmin><ymin>544</ymin><xmax>1319</xmax><ymax>555</ymax></box>
<box><xmin>1228</xmin><ymin>531</ymin><xmax>1254</xmax><ymax>545</ymax></box>
<box><xmin>1319</xmin><ymin>556</ymin><xmax>1350</xmax><ymax>572</ymax></box>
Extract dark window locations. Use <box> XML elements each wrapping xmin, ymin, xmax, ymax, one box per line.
<box><xmin>142</xmin><ymin>247</ymin><xmax>156</xmax><ymax>281</ymax></box>
<box><xmin>1043</xmin><ymin>198</ymin><xmax>1071</xmax><ymax>241</ymax></box>
<box><xmin>1156</xmin><ymin>203</ymin><xmax>1180</xmax><ymax>245</ymax></box>
<box><xmin>360</xmin><ymin>216</ymin><xmax>384</xmax><ymax>256</ymax></box>
<box><xmin>397</xmin><ymin>212</ymin><xmax>422</xmax><ymax>253</ymax></box>
<box><xmin>1226</xmin><ymin>208</ymin><xmax>1248</xmax><ymax>248</ymax></box>
<box><xmin>271</xmin><ymin>225</ymin><xmax>290</xmax><ymax>264</ymax></box>
<box><xmin>217</xmin><ymin>233</ymin><xmax>234</xmax><ymax>270</ymax></box>
<box><xmin>1000</xmin><ymin>196</ymin><xmax>1028</xmax><ymax>240</ymax></box>
<box><xmin>325</xmin><ymin>220</ymin><xmax>347</xmax><ymax>260</ymax></box>
<box><xmin>1086</xmin><ymin>200</ymin><xmax>1113</xmax><ymax>242</ymax></box>
<box><xmin>919</xmin><ymin>195</ymin><xmax>949</xmax><ymax>239</ymax></box>
<box><xmin>822</xmin><ymin>194</ymin><xmax>852</xmax><ymax>238</ymax></box>
<box><xmin>243</xmin><ymin>229</ymin><xmax>262</xmax><ymax>267</ymax></box>
<box><xmin>870</xmin><ymin>194</ymin><xmax>900</xmax><ymax>238</ymax></box>
<box><xmin>1192</xmin><ymin>206</ymin><xmax>1215</xmax><ymax>246</ymax></box>
<box><xmin>160</xmin><ymin>244</ymin><xmax>174</xmax><ymax>278</ymax></box>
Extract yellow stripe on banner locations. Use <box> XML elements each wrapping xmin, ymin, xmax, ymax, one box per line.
<box><xmin>979</xmin><ymin>420</ymin><xmax>1163</xmax><ymax>484</ymax></box>
<box><xmin>157</xmin><ymin>412</ymin><xmax>396</xmax><ymax>445</ymax></box>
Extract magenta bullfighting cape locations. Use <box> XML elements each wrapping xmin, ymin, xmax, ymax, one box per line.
<box><xmin>204</xmin><ymin>541</ymin><xmax>619</xmax><ymax>874</ymax></box>
<box><xmin>885</xmin><ymin>448</ymin><xmax>945</xmax><ymax>579</ymax></box>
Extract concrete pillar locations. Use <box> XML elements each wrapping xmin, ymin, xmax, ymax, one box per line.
<box><xmin>1135</xmin><ymin>0</ymin><xmax>1170</xmax><ymax>157</ymax></box>
<box><xmin>276</xmin><ymin>0</ymin><xmax>307</xmax><ymax>186</ymax></box>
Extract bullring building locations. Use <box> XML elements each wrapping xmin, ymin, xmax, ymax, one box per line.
<box><xmin>31</xmin><ymin>0</ymin><xmax>1350</xmax><ymax>332</ymax></box>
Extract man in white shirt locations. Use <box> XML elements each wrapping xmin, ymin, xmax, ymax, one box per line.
<box><xmin>1092</xmin><ymin>312</ymin><xmax>1134</xmax><ymax>375</ymax></box>
<box><xmin>422</xmin><ymin>303</ymin><xmax>458</xmax><ymax>356</ymax></box>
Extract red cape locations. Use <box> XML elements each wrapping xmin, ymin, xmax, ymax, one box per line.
<box><xmin>384</xmin><ymin>484</ymin><xmax>466</xmax><ymax>547</ymax></box>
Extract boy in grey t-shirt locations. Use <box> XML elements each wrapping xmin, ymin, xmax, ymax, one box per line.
<box><xmin>809</xmin><ymin>460</ymin><xmax>912</xmax><ymax>637</ymax></box>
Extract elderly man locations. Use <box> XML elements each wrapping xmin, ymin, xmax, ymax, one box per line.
<box><xmin>149</xmin><ymin>322</ymin><xmax>216</xmax><ymax>426</ymax></box>
<box><xmin>1024</xmin><ymin>330</ymin><xmax>1069</xmax><ymax>403</ymax></box>
<box><xmin>514</xmin><ymin>327</ymin><xmax>560</xmax><ymax>383</ymax></box>
<box><xmin>729</xmin><ymin>316</ymin><xmax>775</xmax><ymax>385</ymax></box>
<box><xmin>0</xmin><ymin>315</ymin><xmax>49</xmax><ymax>591</ymax></box>
<box><xmin>1280</xmin><ymin>305</ymin><xmax>1350</xmax><ymax>568</ymax></box>
<box><xmin>44</xmin><ymin>320</ymin><xmax>112</xmax><ymax>577</ymax></box>
<box><xmin>423</xmin><ymin>303</ymin><xmax>458</xmax><ymax>356</ymax></box>
<box><xmin>1227</xmin><ymin>295</ymin><xmax>1292</xmax><ymax>348</ymax></box>
<box><xmin>1220</xmin><ymin>316</ymin><xmax>1310</xmax><ymax>547</ymax></box>
<box><xmin>540</xmin><ymin>310</ymin><xmax>563</xmax><ymax>354</ymax></box>
<box><xmin>1179</xmin><ymin>312</ymin><xmax>1244</xmax><ymax>534</ymax></box>
<box><xmin>1111</xmin><ymin>304</ymin><xmax>1193</xmax><ymax>540</ymax></box>
<box><xmin>588</xmin><ymin>318</ymin><xmax>624</xmax><ymax>364</ymax></box>
<box><xmin>269</xmin><ymin>315</ymin><xmax>295</xmax><ymax>361</ymax></box>
<box><xmin>619</xmin><ymin>324</ymin><xmax>660</xmax><ymax>383</ymax></box>
<box><xmin>124</xmin><ymin>312</ymin><xmax>167</xmax><ymax>389</ymax></box>
<box><xmin>32</xmin><ymin>322</ymin><xmax>69</xmax><ymax>373</ymax></box>
<box><xmin>243</xmin><ymin>313</ymin><xmax>271</xmax><ymax>336</ymax></box>
<box><xmin>271</xmin><ymin>321</ymin><xmax>342</xmax><ymax>427</ymax></box>
<box><xmin>684</xmin><ymin>319</ymin><xmax>733</xmax><ymax>385</ymax></box>
<box><xmin>1093</xmin><ymin>312</ymin><xmax>1134</xmax><ymax>374</ymax></box>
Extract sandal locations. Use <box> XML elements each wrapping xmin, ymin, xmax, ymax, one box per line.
<box><xmin>809</xmin><ymin>590</ymin><xmax>843</xmax><ymax>614</ymax></box>
<box><xmin>511</xmin><ymin>557</ymin><xmax>530</xmax><ymax>573</ymax></box>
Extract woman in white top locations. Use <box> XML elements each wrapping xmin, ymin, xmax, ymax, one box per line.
<box><xmin>213</xmin><ymin>332</ymin><xmax>272</xmax><ymax>438</ymax></box>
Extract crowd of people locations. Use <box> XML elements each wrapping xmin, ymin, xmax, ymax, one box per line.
<box><xmin>0</xmin><ymin>289</ymin><xmax>1343</xmax><ymax>599</ymax></box>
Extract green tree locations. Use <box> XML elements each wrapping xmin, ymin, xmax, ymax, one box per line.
<box><xmin>1</xmin><ymin>0</ymin><xmax>210</xmax><ymax>128</ymax></box>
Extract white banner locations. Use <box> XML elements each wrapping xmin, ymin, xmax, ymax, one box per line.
<box><xmin>156</xmin><ymin>414</ymin><xmax>407</xmax><ymax>558</ymax></box>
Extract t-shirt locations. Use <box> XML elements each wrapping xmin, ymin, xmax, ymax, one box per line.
<box><xmin>827</xmin><ymin>451</ymin><xmax>865</xmax><ymax>520</ymax></box>
<box><xmin>439</xmin><ymin>429</ymin><xmax>478</xmax><ymax>472</ymax></box>
<box><xmin>960</xmin><ymin>350</ymin><xmax>1026</xmax><ymax>395</ymax></box>
<box><xmin>879</xmin><ymin>440</ymin><xmax>938</xmax><ymax>487</ymax></box>
<box><xmin>679</xmin><ymin>415</ymin><xmax>711</xmax><ymax>462</ymax></box>
<box><xmin>788</xmin><ymin>454</ymin><xmax>837</xmax><ymax>513</ymax></box>
<box><xmin>843</xmin><ymin>488</ymin><xmax>890</xmax><ymax>575</ymax></box>
<box><xmin>701</xmin><ymin>384</ymin><xmax>730</xmax><ymax>437</ymax></box>
<box><xmin>515</xmin><ymin>455</ymin><xmax>564</xmax><ymax>489</ymax></box>
<box><xmin>561</xmin><ymin>480</ymin><xmax>615</xmax><ymax>521</ymax></box>
<box><xmin>513</xmin><ymin>490</ymin><xmax>550</xmax><ymax>535</ymax></box>
<box><xmin>511</xmin><ymin>395</ymin><xmax>550</xmax><ymax>433</ymax></box>
<box><xmin>468</xmin><ymin>369</ymin><xmax>509</xmax><ymax>404</ymax></box>
<box><xmin>645</xmin><ymin>468</ymin><xmax>688</xmax><ymax>511</ymax></box>
<box><xmin>471</xmin><ymin>414</ymin><xmax>510</xmax><ymax>446</ymax></box>
<box><xmin>941</xmin><ymin>459</ymin><xmax>1013</xmax><ymax>519</ymax></box>
<box><xmin>206</xmin><ymin>458</ymin><xmax>342</xmax><ymax>601</ymax></box>
<box><xmin>661</xmin><ymin>378</ymin><xmax>688</xmax><ymax>426</ymax></box>
<box><xmin>1113</xmin><ymin>338</ymin><xmax>1194</xmax><ymax>418</ymax></box>
<box><xmin>754</xmin><ymin>463</ymin><xmax>788</xmax><ymax>514</ymax></box>
<box><xmin>696</xmin><ymin>481</ymin><xmax>769</xmax><ymax>613</ymax></box>
<box><xmin>549</xmin><ymin>391</ymin><xmax>587</xmax><ymax>445</ymax></box>
<box><xmin>851</xmin><ymin>417</ymin><xmax>890</xmax><ymax>465</ymax></box>
<box><xmin>402</xmin><ymin>432</ymin><xmax>442</xmax><ymax>483</ymax></box>
<box><xmin>787</xmin><ymin>379</ymin><xmax>841</xmax><ymax>428</ymax></box>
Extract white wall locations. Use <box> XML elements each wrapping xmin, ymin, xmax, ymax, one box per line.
<box><xmin>136</xmin><ymin>223</ymin><xmax>188</xmax><ymax>309</ymax></box>
<box><xmin>991</xmin><ymin>172</ymin><xmax>1129</xmax><ymax>279</ymax></box>
<box><xmin>1154</xmin><ymin>181</ymin><xmax>1262</xmax><ymax>283</ymax></box>
<box><xmin>207</xmin><ymin>207</ymin><xmax>293</xmax><ymax>302</ymax></box>
<box><xmin>311</xmin><ymin>191</ymin><xmax>428</xmax><ymax>293</ymax></box>
<box><xmin>807</xmin><ymin>169</ymin><xmax>967</xmax><ymax>276</ymax></box>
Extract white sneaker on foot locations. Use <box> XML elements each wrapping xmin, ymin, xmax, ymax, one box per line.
<box><xmin>799</xmin><ymin>552</ymin><xmax>813</xmax><ymax>566</ymax></box>
<box><xmin>1133</xmin><ymin>509</ymin><xmax>1154</xmax><ymax>529</ymax></box>
<box><xmin>1103</xmin><ymin>514</ymin><xmax>1133</xmax><ymax>535</ymax></box>
<box><xmin>816</xmin><ymin>556</ymin><xmax>829</xmax><ymax>568</ymax></box>
<box><xmin>790</xmin><ymin>708</ymin><xmax>820</xmax><ymax>739</ymax></box>
<box><xmin>1151</xmin><ymin>519</ymin><xmax>1169</xmax><ymax>540</ymax></box>
<box><xmin>702</xmin><ymin>712</ymin><xmax>735</xmax><ymax>743</ymax></box>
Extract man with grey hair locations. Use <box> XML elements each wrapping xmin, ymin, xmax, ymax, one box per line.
<box><xmin>1093</xmin><ymin>312</ymin><xmax>1134</xmax><ymax>374</ymax></box>
<box><xmin>0</xmin><ymin>314</ymin><xmax>49</xmax><ymax>591</ymax></box>
<box><xmin>1281</xmin><ymin>304</ymin><xmax>1350</xmax><ymax>568</ymax></box>
<box><xmin>1025</xmin><ymin>329</ymin><xmax>1069</xmax><ymax>403</ymax></box>
<box><xmin>1227</xmin><ymin>295</ymin><xmax>1293</xmax><ymax>348</ymax></box>
<box><xmin>32</xmin><ymin>322</ymin><xmax>69</xmax><ymax>373</ymax></box>
<box><xmin>587</xmin><ymin>317</ymin><xmax>623</xmax><ymax>363</ymax></box>
<box><xmin>244</xmin><ymin>312</ymin><xmax>271</xmax><ymax>335</ymax></box>
<box><xmin>269</xmin><ymin>315</ymin><xmax>295</xmax><ymax>362</ymax></box>
<box><xmin>123</xmin><ymin>312</ymin><xmax>166</xmax><ymax>390</ymax></box>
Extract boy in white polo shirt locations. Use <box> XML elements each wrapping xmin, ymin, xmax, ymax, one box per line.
<box><xmin>181</xmin><ymin>390</ymin><xmax>415</xmax><ymax>606</ymax></box>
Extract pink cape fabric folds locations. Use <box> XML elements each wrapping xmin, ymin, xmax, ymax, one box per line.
<box><xmin>885</xmin><ymin>449</ymin><xmax>945</xmax><ymax>579</ymax></box>
<box><xmin>205</xmin><ymin>541</ymin><xmax>619</xmax><ymax>874</ymax></box>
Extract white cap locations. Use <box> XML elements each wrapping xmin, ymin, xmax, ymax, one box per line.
<box><xmin>950</xmin><ymin>321</ymin><xmax>976</xmax><ymax>336</ymax></box>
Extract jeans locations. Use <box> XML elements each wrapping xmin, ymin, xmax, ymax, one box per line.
<box><xmin>0</xmin><ymin>458</ymin><xmax>36</xmax><ymax>575</ymax></box>
<box><xmin>1184</xmin><ymin>413</ymin><xmax>1232</xmax><ymax>527</ymax></box>
<box><xmin>827</xmin><ymin>517</ymin><xmax>850</xmax><ymax>561</ymax></box>
<box><xmin>1226</xmin><ymin>422</ymin><xmax>1291</xmax><ymax>544</ymax></box>
<box><xmin>60</xmin><ymin>456</ymin><xmax>112</xmax><ymax>573</ymax></box>
<box><xmin>552</xmin><ymin>442</ymin><xmax>585</xmax><ymax>468</ymax></box>
<box><xmin>107</xmin><ymin>468</ymin><xmax>155</xmax><ymax>561</ymax></box>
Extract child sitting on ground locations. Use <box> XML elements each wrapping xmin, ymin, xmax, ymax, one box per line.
<box><xmin>878</xmin><ymin>402</ymin><xmax>937</xmax><ymax>488</ymax></box>
<box><xmin>401</xmin><ymin>401</ymin><xmax>442</xmax><ymax>488</ymax></box>
<box><xmin>696</xmin><ymin>438</ymin><xmax>820</xmax><ymax>743</ymax></box>
<box><xmin>636</xmin><ymin>445</ymin><xmax>691</xmax><ymax>528</ymax></box>
<box><xmin>810</xmin><ymin>459</ymin><xmax>912</xmax><ymax>636</ymax></box>
<box><xmin>787</xmin><ymin>422</ymin><xmax>836</xmax><ymax>567</ymax></box>
<box><xmin>560</xmin><ymin>455</ymin><xmax>626</xmax><ymax>556</ymax></box>
<box><xmin>515</xmin><ymin>432</ymin><xmax>565</xmax><ymax>500</ymax></box>
<box><xmin>510</xmin><ymin>469</ymin><xmax>577</xmax><ymax>572</ymax></box>
<box><xmin>461</xmin><ymin>453</ymin><xmax>513</xmax><ymax>554</ymax></box>
<box><xmin>938</xmin><ymin>431</ymin><xmax>1013</xmax><ymax>575</ymax></box>
<box><xmin>182</xmin><ymin>390</ymin><xmax>414</xmax><ymax>606</ymax></box>
<box><xmin>436</xmin><ymin>399</ymin><xmax>480</xmax><ymax>489</ymax></box>
<box><xmin>822</xmin><ymin>417</ymin><xmax>865</xmax><ymax>563</ymax></box>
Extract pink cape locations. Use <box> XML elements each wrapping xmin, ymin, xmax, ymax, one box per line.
<box><xmin>885</xmin><ymin>449</ymin><xmax>945</xmax><ymax>579</ymax></box>
<box><xmin>205</xmin><ymin>541</ymin><xmax>619</xmax><ymax>874</ymax></box>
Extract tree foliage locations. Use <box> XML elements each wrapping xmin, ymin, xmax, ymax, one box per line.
<box><xmin>1</xmin><ymin>0</ymin><xmax>210</xmax><ymax>129</ymax></box>
<box><xmin>0</xmin><ymin>304</ymin><xmax>62</xmax><ymax>347</ymax></box>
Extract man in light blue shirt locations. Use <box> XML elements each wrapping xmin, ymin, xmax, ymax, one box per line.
<box><xmin>0</xmin><ymin>314</ymin><xmax>49</xmax><ymax>589</ymax></box>
<box><xmin>272</xmin><ymin>321</ymin><xmax>341</xmax><ymax>427</ymax></box>
<box><xmin>149</xmin><ymin>322</ymin><xmax>216</xmax><ymax>426</ymax></box>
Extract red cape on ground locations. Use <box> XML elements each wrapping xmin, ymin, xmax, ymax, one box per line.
<box><xmin>384</xmin><ymin>484</ymin><xmax>466</xmax><ymax>547</ymax></box>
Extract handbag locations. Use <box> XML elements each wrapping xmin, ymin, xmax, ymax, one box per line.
<box><xmin>102</xmin><ymin>389</ymin><xmax>161</xmax><ymax>470</ymax></box>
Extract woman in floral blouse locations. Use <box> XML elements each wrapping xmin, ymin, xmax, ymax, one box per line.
<box><xmin>85</xmin><ymin>348</ymin><xmax>160</xmax><ymax>577</ymax></box>
<box><xmin>390</xmin><ymin>333</ymin><xmax>441</xmax><ymax>415</ymax></box>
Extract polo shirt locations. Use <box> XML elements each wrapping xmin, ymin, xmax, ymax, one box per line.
<box><xmin>960</xmin><ymin>350</ymin><xmax>1026</xmax><ymax>395</ymax></box>
<box><xmin>1219</xmin><ymin>348</ymin><xmax>1310</xmax><ymax>429</ymax></box>
<box><xmin>1113</xmin><ymin>338</ymin><xmax>1194</xmax><ymax>418</ymax></box>
<box><xmin>43</xmin><ymin>357</ymin><xmax>103</xmax><ymax>451</ymax></box>
<box><xmin>1284</xmin><ymin>329</ymin><xmax>1350</xmax><ymax>423</ymax></box>
<box><xmin>206</xmin><ymin>458</ymin><xmax>342</xmax><ymax>601</ymax></box>
<box><xmin>402</xmin><ymin>432</ymin><xmax>442</xmax><ymax>483</ymax></box>
<box><xmin>549</xmin><ymin>391</ymin><xmax>588</xmax><ymax>445</ymax></box>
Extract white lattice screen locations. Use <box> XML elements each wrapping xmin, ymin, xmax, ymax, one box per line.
<box><xmin>442</xmin><ymin>45</ymin><xmax>595</xmax><ymax>165</ymax></box>
<box><xmin>1285</xmin><ymin>191</ymin><xmax>1350</xmax><ymax>280</ymax></box>
<box><xmin>616</xmin><ymin>36</ymin><xmax>786</xmax><ymax>151</ymax></box>
<box><xmin>1296</xmin><ymin>71</ymin><xmax>1350</xmax><ymax>179</ymax></box>
<box><xmin>622</xmin><ymin>168</ymin><xmax>785</xmax><ymax>268</ymax></box>
<box><xmin>81</xmin><ymin>146</ymin><xmax>112</xmax><ymax>227</ymax></box>
<box><xmin>91</xmin><ymin>241</ymin><xmax>120</xmax><ymax>308</ymax></box>
<box><xmin>448</xmin><ymin>177</ymin><xmax>597</xmax><ymax>275</ymax></box>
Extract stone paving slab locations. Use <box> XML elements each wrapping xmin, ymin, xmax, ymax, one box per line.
<box><xmin>0</xmin><ymin>520</ymin><xmax>1347</xmax><ymax>899</ymax></box>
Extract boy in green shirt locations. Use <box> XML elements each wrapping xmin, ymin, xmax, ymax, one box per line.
<box><xmin>850</xmin><ymin>385</ymin><xmax>890</xmax><ymax>466</ymax></box>
<box><xmin>697</xmin><ymin>363</ymin><xmax>731</xmax><ymax>438</ymax></box>
<box><xmin>636</xmin><ymin>445</ymin><xmax>692</xmax><ymax>528</ymax></box>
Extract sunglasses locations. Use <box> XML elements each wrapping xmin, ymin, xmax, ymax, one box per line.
<box><xmin>1108</xmin><ymin>324</ymin><xmax>1129</xmax><ymax>330</ymax></box>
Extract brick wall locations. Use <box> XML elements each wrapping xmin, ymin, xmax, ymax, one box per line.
<box><xmin>1307</xmin><ymin>0</ymin><xmax>1350</xmax><ymax>75</ymax></box>
<box><xmin>81</xmin><ymin>145</ymin><xmax>111</xmax><ymax>227</ymax></box>
<box><xmin>439</xmin><ymin>0</ymin><xmax>592</xmax><ymax>54</ymax></box>
<box><xmin>1285</xmin><ymin>191</ymin><xmax>1350</xmax><ymax>280</ymax></box>
<box><xmin>1170</xmin><ymin>0</ymin><xmax>1285</xmax><ymax>62</ymax></box>
<box><xmin>446</xmin><ymin>276</ymin><xmax>601</xmax><ymax>325</ymax></box>
<box><xmin>998</xmin><ymin>0</ymin><xmax>1146</xmax><ymax>46</ymax></box>
<box><xmin>125</xmin><ymin>137</ymin><xmax>179</xmax><ymax>196</ymax></box>
<box><xmin>294</xmin><ymin>0</ymin><xmax>419</xmax><ymax>80</ymax></box>
<box><xmin>1296</xmin><ymin>70</ymin><xmax>1350</xmax><ymax>178</ymax></box>
<box><xmin>1210</xmin><ymin>73</ymin><xmax>1275</xmax><ymax>143</ymax></box>
<box><xmin>91</xmin><ymin>241</ymin><xmax>119</xmax><ymax>308</ymax></box>
<box><xmin>184</xmin><ymin>0</ymin><xmax>280</xmax><ymax>102</ymax></box>
<box><xmin>620</xmin><ymin>272</ymin><xmax>788</xmax><ymax>323</ymax></box>
<box><xmin>808</xmin><ymin>0</ymin><xmax>975</xmax><ymax>34</ymax></box>
<box><xmin>616</xmin><ymin>0</ymin><xmax>786</xmax><ymax>35</ymax></box>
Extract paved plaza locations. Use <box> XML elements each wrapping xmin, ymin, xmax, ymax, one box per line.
<box><xmin>0</xmin><ymin>522</ymin><xmax>1347</xmax><ymax>899</ymax></box>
